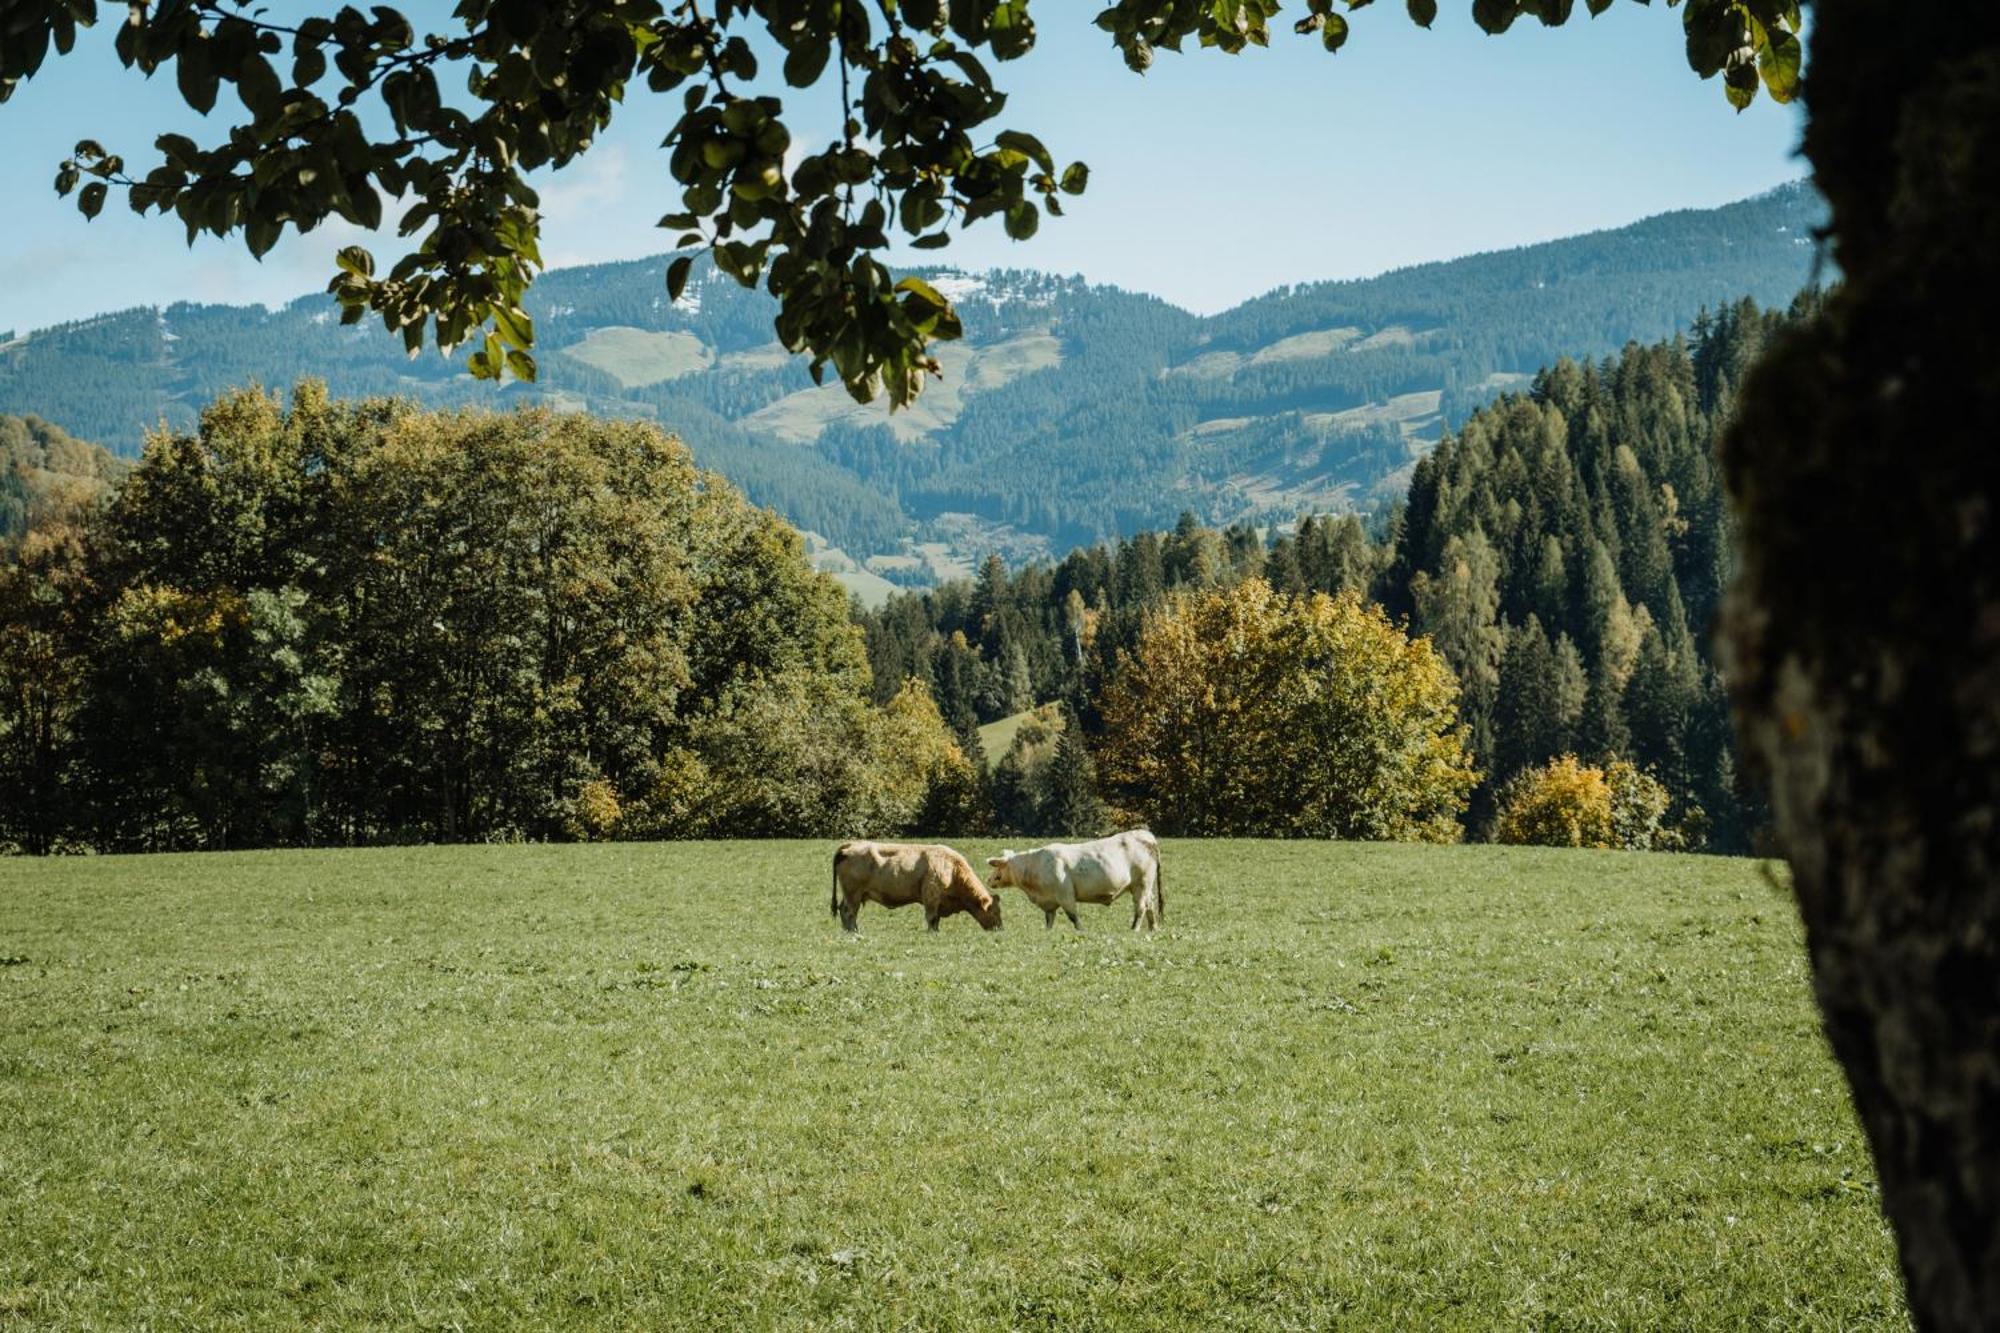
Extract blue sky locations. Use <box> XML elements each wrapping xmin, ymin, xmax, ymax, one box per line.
<box><xmin>0</xmin><ymin>4</ymin><xmax>1806</xmax><ymax>336</ymax></box>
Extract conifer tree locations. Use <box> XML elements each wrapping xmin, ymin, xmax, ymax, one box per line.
<box><xmin>989</xmin><ymin>748</ymin><xmax>1036</xmax><ymax>835</ymax></box>
<box><xmin>1036</xmin><ymin>711</ymin><xmax>1105</xmax><ymax>838</ymax></box>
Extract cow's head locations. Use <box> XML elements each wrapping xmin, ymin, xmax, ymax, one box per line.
<box><xmin>985</xmin><ymin>851</ymin><xmax>1019</xmax><ymax>889</ymax></box>
<box><xmin>958</xmin><ymin>862</ymin><xmax>1003</xmax><ymax>930</ymax></box>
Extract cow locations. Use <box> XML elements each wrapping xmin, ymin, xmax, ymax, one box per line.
<box><xmin>985</xmin><ymin>829</ymin><xmax>1163</xmax><ymax>932</ymax></box>
<box><xmin>831</xmin><ymin>841</ymin><xmax>1003</xmax><ymax>933</ymax></box>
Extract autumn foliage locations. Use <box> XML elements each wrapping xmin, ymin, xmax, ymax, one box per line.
<box><xmin>1494</xmin><ymin>754</ymin><xmax>1679</xmax><ymax>851</ymax></box>
<box><xmin>1094</xmin><ymin>579</ymin><xmax>1477</xmax><ymax>841</ymax></box>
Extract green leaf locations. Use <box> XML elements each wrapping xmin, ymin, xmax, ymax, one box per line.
<box><xmin>294</xmin><ymin>45</ymin><xmax>326</xmax><ymax>87</ymax></box>
<box><xmin>782</xmin><ymin>39</ymin><xmax>830</xmax><ymax>88</ymax></box>
<box><xmin>1060</xmin><ymin>161</ymin><xmax>1089</xmax><ymax>195</ymax></box>
<box><xmin>155</xmin><ymin>133</ymin><xmax>199</xmax><ymax>168</ymax></box>
<box><xmin>666</xmin><ymin>254</ymin><xmax>695</xmax><ymax>301</ymax></box>
<box><xmin>995</xmin><ymin>129</ymin><xmax>1053</xmax><ymax>173</ymax></box>
<box><xmin>1004</xmin><ymin>199</ymin><xmax>1039</xmax><ymax>241</ymax></box>
<box><xmin>910</xmin><ymin>233</ymin><xmax>952</xmax><ymax>250</ymax></box>
<box><xmin>1407</xmin><ymin>0</ymin><xmax>1439</xmax><ymax>27</ymax></box>
<box><xmin>1756</xmin><ymin>28</ymin><xmax>1802</xmax><ymax>102</ymax></box>
<box><xmin>177</xmin><ymin>41</ymin><xmax>219</xmax><ymax>115</ymax></box>
<box><xmin>1322</xmin><ymin>14</ymin><xmax>1349</xmax><ymax>52</ymax></box>
<box><xmin>335</xmin><ymin>246</ymin><xmax>375</xmax><ymax>278</ymax></box>
<box><xmin>78</xmin><ymin>182</ymin><xmax>107</xmax><ymax>219</ymax></box>
<box><xmin>896</xmin><ymin>275</ymin><xmax>950</xmax><ymax>310</ymax></box>
<box><xmin>1682</xmin><ymin>5</ymin><xmax>1740</xmax><ymax>78</ymax></box>
<box><xmin>1472</xmin><ymin>0</ymin><xmax>1520</xmax><ymax>34</ymax></box>
<box><xmin>236</xmin><ymin>53</ymin><xmax>282</xmax><ymax>120</ymax></box>
<box><xmin>492</xmin><ymin>305</ymin><xmax>533</xmax><ymax>349</ymax></box>
<box><xmin>468</xmin><ymin>330</ymin><xmax>503</xmax><ymax>377</ymax></box>
<box><xmin>344</xmin><ymin>183</ymin><xmax>380</xmax><ymax>231</ymax></box>
<box><xmin>246</xmin><ymin>214</ymin><xmax>281</xmax><ymax>258</ymax></box>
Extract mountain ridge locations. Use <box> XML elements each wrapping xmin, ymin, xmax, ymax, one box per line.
<box><xmin>0</xmin><ymin>182</ymin><xmax>1824</xmax><ymax>584</ymax></box>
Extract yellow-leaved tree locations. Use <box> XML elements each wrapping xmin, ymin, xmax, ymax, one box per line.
<box><xmin>877</xmin><ymin>678</ymin><xmax>989</xmax><ymax>836</ymax></box>
<box><xmin>1095</xmin><ymin>579</ymin><xmax>1476</xmax><ymax>841</ymax></box>
<box><xmin>1493</xmin><ymin>755</ymin><xmax>1616</xmax><ymax>849</ymax></box>
<box><xmin>1495</xmin><ymin>755</ymin><xmax>1680</xmax><ymax>852</ymax></box>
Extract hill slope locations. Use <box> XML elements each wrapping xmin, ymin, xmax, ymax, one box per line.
<box><xmin>0</xmin><ymin>184</ymin><xmax>1823</xmax><ymax>568</ymax></box>
<box><xmin>1</xmin><ymin>413</ymin><xmax>126</xmax><ymax>540</ymax></box>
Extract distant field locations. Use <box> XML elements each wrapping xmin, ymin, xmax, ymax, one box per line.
<box><xmin>560</xmin><ymin>327</ymin><xmax>714</xmax><ymax>387</ymax></box>
<box><xmin>0</xmin><ymin>843</ymin><xmax>1906</xmax><ymax>1328</ymax></box>
<box><xmin>743</xmin><ymin>332</ymin><xmax>1062</xmax><ymax>445</ymax></box>
<box><xmin>978</xmin><ymin>704</ymin><xmax>1064</xmax><ymax>766</ymax></box>
<box><xmin>799</xmin><ymin>532</ymin><xmax>903</xmax><ymax>609</ymax></box>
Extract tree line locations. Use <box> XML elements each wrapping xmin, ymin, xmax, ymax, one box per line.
<box><xmin>2</xmin><ymin>296</ymin><xmax>1798</xmax><ymax>854</ymax></box>
<box><xmin>0</xmin><ymin>387</ymin><xmax>983</xmax><ymax>854</ymax></box>
<box><xmin>1</xmin><ymin>381</ymin><xmax>1482</xmax><ymax>852</ymax></box>
<box><xmin>857</xmin><ymin>297</ymin><xmax>1810</xmax><ymax>851</ymax></box>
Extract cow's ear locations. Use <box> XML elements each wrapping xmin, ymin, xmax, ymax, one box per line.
<box><xmin>986</xmin><ymin>856</ymin><xmax>1006</xmax><ymax>868</ymax></box>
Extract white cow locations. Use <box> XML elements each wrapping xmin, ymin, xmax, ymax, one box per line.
<box><xmin>986</xmin><ymin>829</ymin><xmax>1163</xmax><ymax>932</ymax></box>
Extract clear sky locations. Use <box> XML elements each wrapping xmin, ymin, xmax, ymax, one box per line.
<box><xmin>0</xmin><ymin>4</ymin><xmax>1807</xmax><ymax>336</ymax></box>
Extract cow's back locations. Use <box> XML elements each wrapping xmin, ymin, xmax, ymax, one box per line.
<box><xmin>1079</xmin><ymin>831</ymin><xmax>1156</xmax><ymax>898</ymax></box>
<box><xmin>1114</xmin><ymin>829</ymin><xmax>1159</xmax><ymax>872</ymax></box>
<box><xmin>838</xmin><ymin>841</ymin><xmax>923</xmax><ymax>906</ymax></box>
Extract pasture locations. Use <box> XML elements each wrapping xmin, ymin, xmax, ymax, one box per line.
<box><xmin>0</xmin><ymin>841</ymin><xmax>1906</xmax><ymax>1328</ymax></box>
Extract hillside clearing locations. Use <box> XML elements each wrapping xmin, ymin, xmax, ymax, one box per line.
<box><xmin>0</xmin><ymin>842</ymin><xmax>1905</xmax><ymax>1328</ymax></box>
<box><xmin>743</xmin><ymin>332</ymin><xmax>1062</xmax><ymax>445</ymax></box>
<box><xmin>561</xmin><ymin>327</ymin><xmax>714</xmax><ymax>387</ymax></box>
<box><xmin>799</xmin><ymin>531</ymin><xmax>904</xmax><ymax>609</ymax></box>
<box><xmin>977</xmin><ymin>704</ymin><xmax>1065</xmax><ymax>767</ymax></box>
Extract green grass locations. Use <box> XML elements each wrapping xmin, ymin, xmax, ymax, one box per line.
<box><xmin>561</xmin><ymin>327</ymin><xmax>714</xmax><ymax>387</ymax></box>
<box><xmin>0</xmin><ymin>842</ymin><xmax>1907</xmax><ymax>1329</ymax></box>
<box><xmin>977</xmin><ymin>704</ymin><xmax>1063</xmax><ymax>767</ymax></box>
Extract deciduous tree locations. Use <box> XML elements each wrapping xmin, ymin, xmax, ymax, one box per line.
<box><xmin>1096</xmin><ymin>578</ymin><xmax>1476</xmax><ymax>840</ymax></box>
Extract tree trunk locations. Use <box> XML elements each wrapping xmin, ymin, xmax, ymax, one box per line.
<box><xmin>1720</xmin><ymin>3</ymin><xmax>2000</xmax><ymax>1327</ymax></box>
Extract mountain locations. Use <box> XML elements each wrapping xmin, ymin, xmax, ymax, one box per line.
<box><xmin>0</xmin><ymin>183</ymin><xmax>1823</xmax><ymax>583</ymax></box>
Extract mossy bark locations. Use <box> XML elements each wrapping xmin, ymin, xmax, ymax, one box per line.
<box><xmin>1721</xmin><ymin>3</ymin><xmax>2000</xmax><ymax>1327</ymax></box>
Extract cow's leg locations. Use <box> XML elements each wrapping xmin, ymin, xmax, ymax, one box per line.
<box><xmin>840</xmin><ymin>899</ymin><xmax>860</xmax><ymax>933</ymax></box>
<box><xmin>1065</xmin><ymin>905</ymin><xmax>1081</xmax><ymax>931</ymax></box>
<box><xmin>1134</xmin><ymin>879</ymin><xmax>1158</xmax><ymax>931</ymax></box>
<box><xmin>1043</xmin><ymin>907</ymin><xmax>1056</xmax><ymax>929</ymax></box>
<box><xmin>1137</xmin><ymin>872</ymin><xmax>1161</xmax><ymax>932</ymax></box>
<box><xmin>922</xmin><ymin>868</ymin><xmax>948</xmax><ymax>933</ymax></box>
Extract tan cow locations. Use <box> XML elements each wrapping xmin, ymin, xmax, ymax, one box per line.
<box><xmin>831</xmin><ymin>841</ymin><xmax>1003</xmax><ymax>933</ymax></box>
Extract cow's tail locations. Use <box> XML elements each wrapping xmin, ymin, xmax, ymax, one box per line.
<box><xmin>831</xmin><ymin>845</ymin><xmax>845</xmax><ymax>918</ymax></box>
<box><xmin>1141</xmin><ymin>829</ymin><xmax>1163</xmax><ymax>924</ymax></box>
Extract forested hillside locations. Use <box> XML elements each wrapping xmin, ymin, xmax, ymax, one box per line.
<box><xmin>1</xmin><ymin>414</ymin><xmax>125</xmax><ymax>540</ymax></box>
<box><xmin>859</xmin><ymin>297</ymin><xmax>1801</xmax><ymax>849</ymax></box>
<box><xmin>0</xmin><ymin>185</ymin><xmax>1821</xmax><ymax>568</ymax></box>
<box><xmin>3</xmin><ymin>298</ymin><xmax>1793</xmax><ymax>853</ymax></box>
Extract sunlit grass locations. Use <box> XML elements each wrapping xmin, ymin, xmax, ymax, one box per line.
<box><xmin>0</xmin><ymin>841</ymin><xmax>1907</xmax><ymax>1328</ymax></box>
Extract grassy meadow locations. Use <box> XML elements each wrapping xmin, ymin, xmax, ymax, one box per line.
<box><xmin>0</xmin><ymin>841</ymin><xmax>1906</xmax><ymax>1328</ymax></box>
